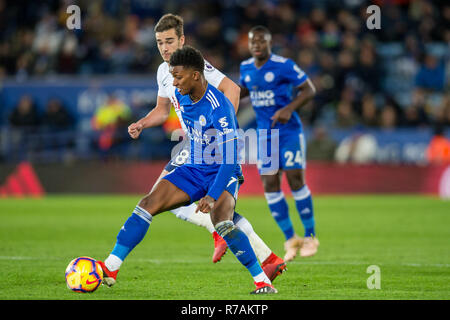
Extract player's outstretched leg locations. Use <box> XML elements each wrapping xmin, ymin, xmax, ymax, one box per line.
<box><xmin>99</xmin><ymin>205</ymin><xmax>152</xmax><ymax>287</ymax></box>
<box><xmin>211</xmin><ymin>193</ymin><xmax>277</xmax><ymax>294</ymax></box>
<box><xmin>287</xmin><ymin>170</ymin><xmax>319</xmax><ymax>258</ymax></box>
<box><xmin>99</xmin><ymin>179</ymin><xmax>190</xmax><ymax>287</ymax></box>
<box><xmin>233</xmin><ymin>212</ymin><xmax>286</xmax><ymax>282</ymax></box>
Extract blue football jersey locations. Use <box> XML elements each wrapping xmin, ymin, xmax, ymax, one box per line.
<box><xmin>240</xmin><ymin>54</ymin><xmax>308</xmax><ymax>132</ymax></box>
<box><xmin>173</xmin><ymin>84</ymin><xmax>242</xmax><ymax>200</ymax></box>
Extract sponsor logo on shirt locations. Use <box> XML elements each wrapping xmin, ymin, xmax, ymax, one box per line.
<box><xmin>250</xmin><ymin>90</ymin><xmax>276</xmax><ymax>107</ymax></box>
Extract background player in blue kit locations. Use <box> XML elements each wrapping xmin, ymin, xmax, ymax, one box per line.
<box><xmin>99</xmin><ymin>46</ymin><xmax>277</xmax><ymax>294</ymax></box>
<box><xmin>239</xmin><ymin>26</ymin><xmax>319</xmax><ymax>261</ymax></box>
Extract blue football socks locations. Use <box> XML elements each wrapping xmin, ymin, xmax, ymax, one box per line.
<box><xmin>264</xmin><ymin>191</ymin><xmax>295</xmax><ymax>240</ymax></box>
<box><xmin>292</xmin><ymin>185</ymin><xmax>316</xmax><ymax>237</ymax></box>
<box><xmin>215</xmin><ymin>220</ymin><xmax>269</xmax><ymax>282</ymax></box>
<box><xmin>111</xmin><ymin>206</ymin><xmax>152</xmax><ymax>261</ymax></box>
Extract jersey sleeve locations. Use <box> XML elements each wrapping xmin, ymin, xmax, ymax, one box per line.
<box><xmin>156</xmin><ymin>64</ymin><xmax>169</xmax><ymax>98</ymax></box>
<box><xmin>283</xmin><ymin>59</ymin><xmax>308</xmax><ymax>88</ymax></box>
<box><xmin>204</xmin><ymin>60</ymin><xmax>226</xmax><ymax>89</ymax></box>
<box><xmin>206</xmin><ymin>95</ymin><xmax>239</xmax><ymax>201</ymax></box>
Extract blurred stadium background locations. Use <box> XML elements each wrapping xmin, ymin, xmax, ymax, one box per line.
<box><xmin>0</xmin><ymin>0</ymin><xmax>449</xmax><ymax>197</ymax></box>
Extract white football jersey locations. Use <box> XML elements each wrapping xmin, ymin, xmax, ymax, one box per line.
<box><xmin>156</xmin><ymin>60</ymin><xmax>226</xmax><ymax>134</ymax></box>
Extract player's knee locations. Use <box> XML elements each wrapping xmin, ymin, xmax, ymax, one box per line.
<box><xmin>261</xmin><ymin>174</ymin><xmax>281</xmax><ymax>192</ymax></box>
<box><xmin>289</xmin><ymin>180</ymin><xmax>304</xmax><ymax>191</ymax></box>
<box><xmin>262</xmin><ymin>179</ymin><xmax>280</xmax><ymax>193</ymax></box>
<box><xmin>137</xmin><ymin>195</ymin><xmax>158</xmax><ymax>216</ymax></box>
<box><xmin>286</xmin><ymin>170</ymin><xmax>305</xmax><ymax>190</ymax></box>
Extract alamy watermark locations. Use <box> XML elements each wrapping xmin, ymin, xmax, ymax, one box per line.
<box><xmin>366</xmin><ymin>265</ymin><xmax>381</xmax><ymax>289</ymax></box>
<box><xmin>169</xmin><ymin>126</ymin><xmax>281</xmax><ymax>174</ymax></box>
<box><xmin>65</xmin><ymin>4</ymin><xmax>382</xmax><ymax>31</ymax></box>
<box><xmin>366</xmin><ymin>5</ymin><xmax>381</xmax><ymax>30</ymax></box>
<box><xmin>66</xmin><ymin>5</ymin><xmax>81</xmax><ymax>30</ymax></box>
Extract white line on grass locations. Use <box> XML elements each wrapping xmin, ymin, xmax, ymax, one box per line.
<box><xmin>0</xmin><ymin>256</ymin><xmax>448</xmax><ymax>268</ymax></box>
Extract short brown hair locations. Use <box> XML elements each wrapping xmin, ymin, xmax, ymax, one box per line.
<box><xmin>154</xmin><ymin>14</ymin><xmax>184</xmax><ymax>38</ymax></box>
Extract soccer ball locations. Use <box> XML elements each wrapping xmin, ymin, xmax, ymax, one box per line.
<box><xmin>65</xmin><ymin>256</ymin><xmax>103</xmax><ymax>293</ymax></box>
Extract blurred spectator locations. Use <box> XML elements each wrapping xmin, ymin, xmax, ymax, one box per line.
<box><xmin>306</xmin><ymin>126</ymin><xmax>338</xmax><ymax>161</ymax></box>
<box><xmin>162</xmin><ymin>107</ymin><xmax>182</xmax><ymax>136</ymax></box>
<box><xmin>56</xmin><ymin>33</ymin><xmax>79</xmax><ymax>74</ymax></box>
<box><xmin>415</xmin><ymin>53</ymin><xmax>446</xmax><ymax>92</ymax></box>
<box><xmin>335</xmin><ymin>50</ymin><xmax>357</xmax><ymax>93</ymax></box>
<box><xmin>41</xmin><ymin>98</ymin><xmax>75</xmax><ymax>153</ymax></box>
<box><xmin>42</xmin><ymin>98</ymin><xmax>73</xmax><ymax>129</ymax></box>
<box><xmin>357</xmin><ymin>40</ymin><xmax>381</xmax><ymax>93</ymax></box>
<box><xmin>297</xmin><ymin>48</ymin><xmax>319</xmax><ymax>78</ymax></box>
<box><xmin>403</xmin><ymin>89</ymin><xmax>430</xmax><ymax>127</ymax></box>
<box><xmin>335</xmin><ymin>127</ymin><xmax>378</xmax><ymax>164</ymax></box>
<box><xmin>403</xmin><ymin>104</ymin><xmax>429</xmax><ymax>128</ymax></box>
<box><xmin>432</xmin><ymin>95</ymin><xmax>450</xmax><ymax>127</ymax></box>
<box><xmin>92</xmin><ymin>94</ymin><xmax>132</xmax><ymax>152</ymax></box>
<box><xmin>379</xmin><ymin>103</ymin><xmax>399</xmax><ymax>129</ymax></box>
<box><xmin>9</xmin><ymin>95</ymin><xmax>40</xmax><ymax>128</ymax></box>
<box><xmin>8</xmin><ymin>94</ymin><xmax>40</xmax><ymax>159</ymax></box>
<box><xmin>426</xmin><ymin>125</ymin><xmax>450</xmax><ymax>164</ymax></box>
<box><xmin>360</xmin><ymin>93</ymin><xmax>379</xmax><ymax>128</ymax></box>
<box><xmin>335</xmin><ymin>100</ymin><xmax>358</xmax><ymax>129</ymax></box>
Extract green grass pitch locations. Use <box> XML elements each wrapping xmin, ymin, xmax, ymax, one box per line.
<box><xmin>0</xmin><ymin>194</ymin><xmax>449</xmax><ymax>300</ymax></box>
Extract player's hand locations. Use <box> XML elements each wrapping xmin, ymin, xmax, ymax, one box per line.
<box><xmin>196</xmin><ymin>195</ymin><xmax>215</xmax><ymax>213</ymax></box>
<box><xmin>128</xmin><ymin>122</ymin><xmax>143</xmax><ymax>139</ymax></box>
<box><xmin>271</xmin><ymin>107</ymin><xmax>293</xmax><ymax>128</ymax></box>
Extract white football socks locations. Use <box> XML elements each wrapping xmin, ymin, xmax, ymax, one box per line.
<box><xmin>172</xmin><ymin>205</ymin><xmax>273</xmax><ymax>263</ymax></box>
<box><xmin>253</xmin><ymin>271</ymin><xmax>271</xmax><ymax>284</ymax></box>
<box><xmin>171</xmin><ymin>204</ymin><xmax>215</xmax><ymax>233</ymax></box>
<box><xmin>234</xmin><ymin>216</ymin><xmax>272</xmax><ymax>263</ymax></box>
<box><xmin>105</xmin><ymin>254</ymin><xmax>122</xmax><ymax>272</ymax></box>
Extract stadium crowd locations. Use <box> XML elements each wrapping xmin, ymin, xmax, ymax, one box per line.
<box><xmin>1</xmin><ymin>0</ymin><xmax>449</xmax><ymax>128</ymax></box>
<box><xmin>0</xmin><ymin>0</ymin><xmax>449</xmax><ymax>164</ymax></box>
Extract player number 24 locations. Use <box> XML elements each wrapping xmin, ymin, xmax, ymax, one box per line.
<box><xmin>284</xmin><ymin>150</ymin><xmax>302</xmax><ymax>167</ymax></box>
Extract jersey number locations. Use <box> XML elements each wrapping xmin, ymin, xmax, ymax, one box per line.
<box><xmin>174</xmin><ymin>149</ymin><xmax>190</xmax><ymax>165</ymax></box>
<box><xmin>284</xmin><ymin>150</ymin><xmax>302</xmax><ymax>167</ymax></box>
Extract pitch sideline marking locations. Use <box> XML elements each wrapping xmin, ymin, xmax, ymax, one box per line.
<box><xmin>0</xmin><ymin>256</ymin><xmax>448</xmax><ymax>268</ymax></box>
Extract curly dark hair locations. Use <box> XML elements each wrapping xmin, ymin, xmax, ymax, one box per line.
<box><xmin>169</xmin><ymin>45</ymin><xmax>205</xmax><ymax>73</ymax></box>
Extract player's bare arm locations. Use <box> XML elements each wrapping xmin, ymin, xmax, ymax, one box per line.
<box><xmin>218</xmin><ymin>77</ymin><xmax>241</xmax><ymax>113</ymax></box>
<box><xmin>128</xmin><ymin>96</ymin><xmax>171</xmax><ymax>139</ymax></box>
<box><xmin>271</xmin><ymin>78</ymin><xmax>316</xmax><ymax>127</ymax></box>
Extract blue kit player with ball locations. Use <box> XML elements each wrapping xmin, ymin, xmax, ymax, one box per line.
<box><xmin>98</xmin><ymin>46</ymin><xmax>278</xmax><ymax>294</ymax></box>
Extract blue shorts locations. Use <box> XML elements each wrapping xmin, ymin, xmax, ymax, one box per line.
<box><xmin>163</xmin><ymin>164</ymin><xmax>241</xmax><ymax>204</ymax></box>
<box><xmin>257</xmin><ymin>129</ymin><xmax>306</xmax><ymax>175</ymax></box>
<box><xmin>165</xmin><ymin>144</ymin><xmax>245</xmax><ymax>185</ymax></box>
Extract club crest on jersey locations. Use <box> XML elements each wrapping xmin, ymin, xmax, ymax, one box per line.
<box><xmin>264</xmin><ymin>71</ymin><xmax>274</xmax><ymax>82</ymax></box>
<box><xmin>198</xmin><ymin>115</ymin><xmax>207</xmax><ymax>126</ymax></box>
